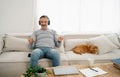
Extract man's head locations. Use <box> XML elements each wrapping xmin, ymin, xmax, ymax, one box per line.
<box><xmin>39</xmin><ymin>15</ymin><xmax>50</xmax><ymax>26</ymax></box>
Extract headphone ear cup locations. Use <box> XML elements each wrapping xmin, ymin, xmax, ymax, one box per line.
<box><xmin>39</xmin><ymin>21</ymin><xmax>41</xmax><ymax>25</ymax></box>
<box><xmin>48</xmin><ymin>20</ymin><xmax>50</xmax><ymax>25</ymax></box>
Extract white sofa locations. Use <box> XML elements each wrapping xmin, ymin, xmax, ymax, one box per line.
<box><xmin>0</xmin><ymin>33</ymin><xmax>120</xmax><ymax>77</ymax></box>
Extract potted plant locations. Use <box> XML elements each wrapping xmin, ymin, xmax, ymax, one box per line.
<box><xmin>35</xmin><ymin>67</ymin><xmax>47</xmax><ymax>77</ymax></box>
<box><xmin>22</xmin><ymin>65</ymin><xmax>50</xmax><ymax>77</ymax></box>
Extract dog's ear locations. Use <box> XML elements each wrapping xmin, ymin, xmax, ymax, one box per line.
<box><xmin>94</xmin><ymin>46</ymin><xmax>99</xmax><ymax>52</ymax></box>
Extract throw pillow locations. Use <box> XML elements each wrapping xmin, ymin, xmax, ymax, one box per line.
<box><xmin>65</xmin><ymin>39</ymin><xmax>88</xmax><ymax>51</ymax></box>
<box><xmin>106</xmin><ymin>33</ymin><xmax>120</xmax><ymax>48</ymax></box>
<box><xmin>89</xmin><ymin>35</ymin><xmax>118</xmax><ymax>54</ymax></box>
<box><xmin>4</xmin><ymin>34</ymin><xmax>30</xmax><ymax>52</ymax></box>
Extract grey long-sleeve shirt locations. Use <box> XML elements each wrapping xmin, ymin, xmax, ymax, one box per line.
<box><xmin>31</xmin><ymin>29</ymin><xmax>61</xmax><ymax>49</ymax></box>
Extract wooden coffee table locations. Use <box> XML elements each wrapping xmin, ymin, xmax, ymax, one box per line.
<box><xmin>46</xmin><ymin>63</ymin><xmax>120</xmax><ymax>77</ymax></box>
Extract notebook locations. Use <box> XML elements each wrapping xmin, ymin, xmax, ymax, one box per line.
<box><xmin>53</xmin><ymin>66</ymin><xmax>79</xmax><ymax>75</ymax></box>
<box><xmin>79</xmin><ymin>67</ymin><xmax>107</xmax><ymax>77</ymax></box>
<box><xmin>111</xmin><ymin>58</ymin><xmax>120</xmax><ymax>64</ymax></box>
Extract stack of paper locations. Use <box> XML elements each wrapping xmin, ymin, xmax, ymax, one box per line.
<box><xmin>79</xmin><ymin>67</ymin><xmax>107</xmax><ymax>77</ymax></box>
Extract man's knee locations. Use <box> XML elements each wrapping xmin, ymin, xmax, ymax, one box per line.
<box><xmin>51</xmin><ymin>49</ymin><xmax>60</xmax><ymax>56</ymax></box>
<box><xmin>31</xmin><ymin>49</ymin><xmax>43</xmax><ymax>59</ymax></box>
<box><xmin>31</xmin><ymin>49</ymin><xmax>39</xmax><ymax>56</ymax></box>
<box><xmin>50</xmin><ymin>49</ymin><xmax>60</xmax><ymax>60</ymax></box>
<box><xmin>51</xmin><ymin>49</ymin><xmax>60</xmax><ymax>66</ymax></box>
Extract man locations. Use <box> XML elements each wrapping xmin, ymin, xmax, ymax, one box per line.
<box><xmin>28</xmin><ymin>15</ymin><xmax>63</xmax><ymax>67</ymax></box>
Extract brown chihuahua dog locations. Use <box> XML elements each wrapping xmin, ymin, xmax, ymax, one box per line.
<box><xmin>72</xmin><ymin>44</ymin><xmax>99</xmax><ymax>54</ymax></box>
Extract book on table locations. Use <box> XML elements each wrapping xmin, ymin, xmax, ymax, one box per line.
<box><xmin>111</xmin><ymin>58</ymin><xmax>120</xmax><ymax>64</ymax></box>
<box><xmin>111</xmin><ymin>58</ymin><xmax>120</xmax><ymax>70</ymax></box>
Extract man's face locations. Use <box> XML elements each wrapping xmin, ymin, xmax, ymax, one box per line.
<box><xmin>39</xmin><ymin>18</ymin><xmax>49</xmax><ymax>26</ymax></box>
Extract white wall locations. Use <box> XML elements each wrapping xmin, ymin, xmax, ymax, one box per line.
<box><xmin>0</xmin><ymin>0</ymin><xmax>35</xmax><ymax>34</ymax></box>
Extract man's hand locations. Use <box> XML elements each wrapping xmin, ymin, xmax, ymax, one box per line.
<box><xmin>57</xmin><ymin>36</ymin><xmax>64</xmax><ymax>42</ymax></box>
<box><xmin>28</xmin><ymin>37</ymin><xmax>35</xmax><ymax>44</ymax></box>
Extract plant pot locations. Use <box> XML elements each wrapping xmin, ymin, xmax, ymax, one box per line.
<box><xmin>36</xmin><ymin>72</ymin><xmax>46</xmax><ymax>77</ymax></box>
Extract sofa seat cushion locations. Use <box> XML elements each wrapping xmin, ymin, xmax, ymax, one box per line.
<box><xmin>65</xmin><ymin>49</ymin><xmax>120</xmax><ymax>64</ymax></box>
<box><xmin>0</xmin><ymin>52</ymin><xmax>30</xmax><ymax>62</ymax></box>
<box><xmin>38</xmin><ymin>53</ymin><xmax>69</xmax><ymax>67</ymax></box>
<box><xmin>0</xmin><ymin>52</ymin><xmax>68</xmax><ymax>66</ymax></box>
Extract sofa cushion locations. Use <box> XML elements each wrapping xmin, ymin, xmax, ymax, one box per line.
<box><xmin>0</xmin><ymin>52</ymin><xmax>30</xmax><ymax>62</ymax></box>
<box><xmin>113</xmin><ymin>49</ymin><xmax>120</xmax><ymax>54</ymax></box>
<box><xmin>65</xmin><ymin>49</ymin><xmax>120</xmax><ymax>64</ymax></box>
<box><xmin>65</xmin><ymin>39</ymin><xmax>88</xmax><ymax>51</ymax></box>
<box><xmin>106</xmin><ymin>33</ymin><xmax>120</xmax><ymax>48</ymax></box>
<box><xmin>88</xmin><ymin>35</ymin><xmax>118</xmax><ymax>54</ymax></box>
<box><xmin>0</xmin><ymin>52</ymin><xmax>68</xmax><ymax>66</ymax></box>
<box><xmin>3</xmin><ymin>34</ymin><xmax>30</xmax><ymax>52</ymax></box>
<box><xmin>38</xmin><ymin>53</ymin><xmax>68</xmax><ymax>67</ymax></box>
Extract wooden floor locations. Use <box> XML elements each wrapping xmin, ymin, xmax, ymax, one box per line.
<box><xmin>46</xmin><ymin>63</ymin><xmax>120</xmax><ymax>77</ymax></box>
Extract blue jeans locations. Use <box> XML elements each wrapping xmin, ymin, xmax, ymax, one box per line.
<box><xmin>30</xmin><ymin>47</ymin><xmax>60</xmax><ymax>67</ymax></box>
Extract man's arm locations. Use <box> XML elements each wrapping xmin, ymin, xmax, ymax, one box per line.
<box><xmin>58</xmin><ymin>36</ymin><xmax>64</xmax><ymax>43</ymax></box>
<box><xmin>54</xmin><ymin>31</ymin><xmax>63</xmax><ymax>48</ymax></box>
<box><xmin>28</xmin><ymin>31</ymin><xmax>36</xmax><ymax>49</ymax></box>
<box><xmin>28</xmin><ymin>37</ymin><xmax>35</xmax><ymax>44</ymax></box>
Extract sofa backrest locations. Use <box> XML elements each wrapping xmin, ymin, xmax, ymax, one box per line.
<box><xmin>4</xmin><ymin>33</ymin><xmax>102</xmax><ymax>52</ymax></box>
<box><xmin>2</xmin><ymin>33</ymin><xmax>65</xmax><ymax>53</ymax></box>
<box><xmin>63</xmin><ymin>34</ymin><xmax>101</xmax><ymax>51</ymax></box>
<box><xmin>63</xmin><ymin>34</ymin><xmax>100</xmax><ymax>39</ymax></box>
<box><xmin>63</xmin><ymin>33</ymin><xmax>120</xmax><ymax>52</ymax></box>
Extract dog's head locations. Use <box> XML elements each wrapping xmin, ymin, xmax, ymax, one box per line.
<box><xmin>87</xmin><ymin>44</ymin><xmax>99</xmax><ymax>54</ymax></box>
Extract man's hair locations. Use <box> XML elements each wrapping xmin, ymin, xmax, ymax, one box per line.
<box><xmin>39</xmin><ymin>15</ymin><xmax>50</xmax><ymax>25</ymax></box>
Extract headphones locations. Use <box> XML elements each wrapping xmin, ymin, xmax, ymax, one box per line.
<box><xmin>39</xmin><ymin>15</ymin><xmax>50</xmax><ymax>25</ymax></box>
